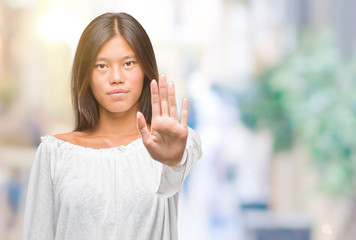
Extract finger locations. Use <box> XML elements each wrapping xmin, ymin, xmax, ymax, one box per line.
<box><xmin>180</xmin><ymin>98</ymin><xmax>189</xmax><ymax>127</ymax></box>
<box><xmin>168</xmin><ymin>81</ymin><xmax>177</xmax><ymax>120</ymax></box>
<box><xmin>151</xmin><ymin>80</ymin><xmax>160</xmax><ymax>118</ymax></box>
<box><xmin>136</xmin><ymin>111</ymin><xmax>150</xmax><ymax>142</ymax></box>
<box><xmin>159</xmin><ymin>74</ymin><xmax>169</xmax><ymax>116</ymax></box>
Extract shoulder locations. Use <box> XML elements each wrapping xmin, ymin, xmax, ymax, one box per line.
<box><xmin>54</xmin><ymin>131</ymin><xmax>82</xmax><ymax>141</ymax></box>
<box><xmin>39</xmin><ymin>131</ymin><xmax>80</xmax><ymax>151</ymax></box>
<box><xmin>53</xmin><ymin>131</ymin><xmax>87</xmax><ymax>146</ymax></box>
<box><xmin>37</xmin><ymin>132</ymin><xmax>85</xmax><ymax>159</ymax></box>
<box><xmin>54</xmin><ymin>132</ymin><xmax>75</xmax><ymax>142</ymax></box>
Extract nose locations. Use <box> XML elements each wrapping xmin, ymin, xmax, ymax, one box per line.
<box><xmin>110</xmin><ymin>65</ymin><xmax>124</xmax><ymax>84</ymax></box>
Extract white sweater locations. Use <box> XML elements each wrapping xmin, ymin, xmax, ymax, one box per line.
<box><xmin>23</xmin><ymin>128</ymin><xmax>202</xmax><ymax>240</ymax></box>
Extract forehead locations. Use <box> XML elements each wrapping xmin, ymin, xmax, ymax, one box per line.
<box><xmin>96</xmin><ymin>35</ymin><xmax>135</xmax><ymax>59</ymax></box>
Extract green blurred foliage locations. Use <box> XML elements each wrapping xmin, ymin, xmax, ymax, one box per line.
<box><xmin>238</xmin><ymin>30</ymin><xmax>356</xmax><ymax>196</ymax></box>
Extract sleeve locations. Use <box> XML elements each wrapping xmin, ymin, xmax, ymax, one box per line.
<box><xmin>155</xmin><ymin>127</ymin><xmax>202</xmax><ymax>198</ymax></box>
<box><xmin>23</xmin><ymin>142</ymin><xmax>55</xmax><ymax>240</ymax></box>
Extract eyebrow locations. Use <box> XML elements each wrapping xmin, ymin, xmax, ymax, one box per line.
<box><xmin>95</xmin><ymin>54</ymin><xmax>137</xmax><ymax>62</ymax></box>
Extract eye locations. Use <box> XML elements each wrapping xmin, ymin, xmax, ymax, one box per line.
<box><xmin>95</xmin><ymin>64</ymin><xmax>108</xmax><ymax>70</ymax></box>
<box><xmin>124</xmin><ymin>61</ymin><xmax>135</xmax><ymax>68</ymax></box>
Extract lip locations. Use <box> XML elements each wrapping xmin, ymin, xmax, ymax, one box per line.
<box><xmin>107</xmin><ymin>89</ymin><xmax>128</xmax><ymax>95</ymax></box>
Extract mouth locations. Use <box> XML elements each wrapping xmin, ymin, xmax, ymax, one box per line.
<box><xmin>108</xmin><ymin>89</ymin><xmax>128</xmax><ymax>95</ymax></box>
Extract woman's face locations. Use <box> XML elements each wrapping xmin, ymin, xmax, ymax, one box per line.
<box><xmin>90</xmin><ymin>35</ymin><xmax>144</xmax><ymax>116</ymax></box>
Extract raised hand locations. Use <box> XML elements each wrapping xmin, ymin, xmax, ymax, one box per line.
<box><xmin>137</xmin><ymin>74</ymin><xmax>189</xmax><ymax>167</ymax></box>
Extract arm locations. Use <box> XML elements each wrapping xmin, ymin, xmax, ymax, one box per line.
<box><xmin>137</xmin><ymin>74</ymin><xmax>202</xmax><ymax>197</ymax></box>
<box><xmin>137</xmin><ymin>74</ymin><xmax>189</xmax><ymax>167</ymax></box>
<box><xmin>23</xmin><ymin>142</ymin><xmax>55</xmax><ymax>240</ymax></box>
<box><xmin>155</xmin><ymin>127</ymin><xmax>202</xmax><ymax>197</ymax></box>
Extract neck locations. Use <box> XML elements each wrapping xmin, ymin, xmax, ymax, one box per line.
<box><xmin>92</xmin><ymin>107</ymin><xmax>140</xmax><ymax>139</ymax></box>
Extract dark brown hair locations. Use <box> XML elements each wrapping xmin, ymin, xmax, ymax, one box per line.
<box><xmin>71</xmin><ymin>12</ymin><xmax>158</xmax><ymax>131</ymax></box>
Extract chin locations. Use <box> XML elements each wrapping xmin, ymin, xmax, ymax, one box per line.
<box><xmin>108</xmin><ymin>108</ymin><xmax>129</xmax><ymax>114</ymax></box>
<box><xmin>106</xmin><ymin>106</ymin><xmax>137</xmax><ymax>114</ymax></box>
<box><xmin>100</xmin><ymin>102</ymin><xmax>139</xmax><ymax>115</ymax></box>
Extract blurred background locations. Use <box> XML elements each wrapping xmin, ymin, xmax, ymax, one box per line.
<box><xmin>0</xmin><ymin>0</ymin><xmax>356</xmax><ymax>239</ymax></box>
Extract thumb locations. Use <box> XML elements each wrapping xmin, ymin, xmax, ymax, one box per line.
<box><xmin>136</xmin><ymin>111</ymin><xmax>150</xmax><ymax>141</ymax></box>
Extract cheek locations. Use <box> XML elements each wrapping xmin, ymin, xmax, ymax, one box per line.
<box><xmin>136</xmin><ymin>77</ymin><xmax>145</xmax><ymax>97</ymax></box>
<box><xmin>89</xmin><ymin>83</ymin><xmax>98</xmax><ymax>99</ymax></box>
<box><xmin>134</xmin><ymin>70</ymin><xmax>145</xmax><ymax>90</ymax></box>
<box><xmin>90</xmin><ymin>74</ymin><xmax>103</xmax><ymax>96</ymax></box>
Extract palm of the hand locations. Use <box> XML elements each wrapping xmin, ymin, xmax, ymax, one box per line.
<box><xmin>137</xmin><ymin>74</ymin><xmax>188</xmax><ymax>166</ymax></box>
